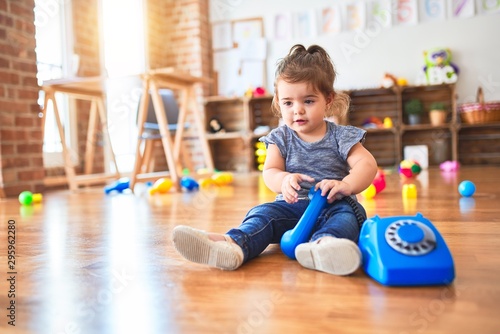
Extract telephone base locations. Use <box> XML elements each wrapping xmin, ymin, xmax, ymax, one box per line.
<box><xmin>358</xmin><ymin>213</ymin><xmax>455</xmax><ymax>286</ymax></box>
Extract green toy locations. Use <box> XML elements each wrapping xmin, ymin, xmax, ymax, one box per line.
<box><xmin>18</xmin><ymin>191</ymin><xmax>43</xmax><ymax>205</ymax></box>
<box><xmin>423</xmin><ymin>48</ymin><xmax>459</xmax><ymax>85</ymax></box>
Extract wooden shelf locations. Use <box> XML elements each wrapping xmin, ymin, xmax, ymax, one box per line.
<box><xmin>204</xmin><ymin>95</ymin><xmax>278</xmax><ymax>172</ymax></box>
<box><xmin>348</xmin><ymin>84</ymin><xmax>458</xmax><ymax>167</ymax></box>
<box><xmin>204</xmin><ymin>84</ymin><xmax>498</xmax><ymax>171</ymax></box>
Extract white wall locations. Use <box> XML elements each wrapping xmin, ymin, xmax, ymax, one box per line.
<box><xmin>210</xmin><ymin>0</ymin><xmax>500</xmax><ymax>103</ymax></box>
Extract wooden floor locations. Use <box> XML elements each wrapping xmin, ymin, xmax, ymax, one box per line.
<box><xmin>1</xmin><ymin>166</ymin><xmax>500</xmax><ymax>334</ymax></box>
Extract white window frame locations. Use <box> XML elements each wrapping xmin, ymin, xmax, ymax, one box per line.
<box><xmin>35</xmin><ymin>0</ymin><xmax>78</xmax><ymax>168</ymax></box>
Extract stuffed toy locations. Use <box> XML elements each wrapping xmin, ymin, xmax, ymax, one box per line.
<box><xmin>209</xmin><ymin>117</ymin><xmax>225</xmax><ymax>133</ymax></box>
<box><xmin>423</xmin><ymin>48</ymin><xmax>459</xmax><ymax>85</ymax></box>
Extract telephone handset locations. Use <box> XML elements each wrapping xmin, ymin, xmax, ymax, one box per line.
<box><xmin>358</xmin><ymin>213</ymin><xmax>455</xmax><ymax>286</ymax></box>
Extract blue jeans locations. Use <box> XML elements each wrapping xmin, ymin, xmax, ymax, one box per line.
<box><xmin>226</xmin><ymin>197</ymin><xmax>366</xmax><ymax>263</ymax></box>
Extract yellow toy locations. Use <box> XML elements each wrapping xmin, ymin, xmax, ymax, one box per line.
<box><xmin>402</xmin><ymin>184</ymin><xmax>417</xmax><ymax>199</ymax></box>
<box><xmin>212</xmin><ymin>172</ymin><xmax>233</xmax><ymax>186</ymax></box>
<box><xmin>361</xmin><ymin>184</ymin><xmax>377</xmax><ymax>200</ymax></box>
<box><xmin>255</xmin><ymin>142</ymin><xmax>267</xmax><ymax>171</ymax></box>
<box><xmin>149</xmin><ymin>178</ymin><xmax>173</xmax><ymax>195</ymax></box>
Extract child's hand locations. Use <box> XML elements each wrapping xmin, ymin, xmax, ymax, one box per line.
<box><xmin>315</xmin><ymin>179</ymin><xmax>353</xmax><ymax>203</ymax></box>
<box><xmin>281</xmin><ymin>173</ymin><xmax>314</xmax><ymax>204</ymax></box>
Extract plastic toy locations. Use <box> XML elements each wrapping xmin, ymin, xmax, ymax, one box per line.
<box><xmin>399</xmin><ymin>160</ymin><xmax>422</xmax><ymax>178</ymax></box>
<box><xmin>361</xmin><ymin>184</ymin><xmax>377</xmax><ymax>200</ymax></box>
<box><xmin>199</xmin><ymin>178</ymin><xmax>216</xmax><ymax>188</ymax></box>
<box><xmin>212</xmin><ymin>172</ymin><xmax>233</xmax><ymax>186</ymax></box>
<box><xmin>358</xmin><ymin>213</ymin><xmax>455</xmax><ymax>286</ymax></box>
<box><xmin>383</xmin><ymin>117</ymin><xmax>393</xmax><ymax>128</ymax></box>
<box><xmin>458</xmin><ymin>180</ymin><xmax>476</xmax><ymax>197</ymax></box>
<box><xmin>149</xmin><ymin>178</ymin><xmax>173</xmax><ymax>195</ymax></box>
<box><xmin>423</xmin><ymin>48</ymin><xmax>459</xmax><ymax>85</ymax></box>
<box><xmin>255</xmin><ymin>142</ymin><xmax>267</xmax><ymax>171</ymax></box>
<box><xmin>180</xmin><ymin>176</ymin><xmax>199</xmax><ymax>191</ymax></box>
<box><xmin>209</xmin><ymin>117</ymin><xmax>225</xmax><ymax>133</ymax></box>
<box><xmin>281</xmin><ymin>188</ymin><xmax>328</xmax><ymax>260</ymax></box>
<box><xmin>440</xmin><ymin>160</ymin><xmax>459</xmax><ymax>172</ymax></box>
<box><xmin>362</xmin><ymin>116</ymin><xmax>384</xmax><ymax>129</ymax></box>
<box><xmin>18</xmin><ymin>191</ymin><xmax>43</xmax><ymax>205</ymax></box>
<box><xmin>381</xmin><ymin>73</ymin><xmax>398</xmax><ymax>88</ymax></box>
<box><xmin>402</xmin><ymin>184</ymin><xmax>417</xmax><ymax>199</ymax></box>
<box><xmin>104</xmin><ymin>178</ymin><xmax>130</xmax><ymax>194</ymax></box>
<box><xmin>253</xmin><ymin>86</ymin><xmax>266</xmax><ymax>97</ymax></box>
<box><xmin>361</xmin><ymin>169</ymin><xmax>386</xmax><ymax>199</ymax></box>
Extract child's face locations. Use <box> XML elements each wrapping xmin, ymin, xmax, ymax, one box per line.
<box><xmin>276</xmin><ymin>80</ymin><xmax>332</xmax><ymax>141</ymax></box>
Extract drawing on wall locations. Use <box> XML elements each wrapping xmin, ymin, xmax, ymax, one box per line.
<box><xmin>419</xmin><ymin>0</ymin><xmax>447</xmax><ymax>21</ymax></box>
<box><xmin>233</xmin><ymin>19</ymin><xmax>263</xmax><ymax>47</ymax></box>
<box><xmin>346</xmin><ymin>2</ymin><xmax>366</xmax><ymax>31</ymax></box>
<box><xmin>274</xmin><ymin>13</ymin><xmax>293</xmax><ymax>40</ymax></box>
<box><xmin>321</xmin><ymin>6</ymin><xmax>342</xmax><ymax>34</ymax></box>
<box><xmin>396</xmin><ymin>0</ymin><xmax>419</xmax><ymax>25</ymax></box>
<box><xmin>295</xmin><ymin>9</ymin><xmax>318</xmax><ymax>38</ymax></box>
<box><xmin>366</xmin><ymin>0</ymin><xmax>392</xmax><ymax>28</ymax></box>
<box><xmin>449</xmin><ymin>0</ymin><xmax>475</xmax><ymax>17</ymax></box>
<box><xmin>477</xmin><ymin>0</ymin><xmax>500</xmax><ymax>14</ymax></box>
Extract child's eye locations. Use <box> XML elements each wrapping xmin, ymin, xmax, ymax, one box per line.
<box><xmin>305</xmin><ymin>99</ymin><xmax>314</xmax><ymax>104</ymax></box>
<box><xmin>282</xmin><ymin>101</ymin><xmax>292</xmax><ymax>107</ymax></box>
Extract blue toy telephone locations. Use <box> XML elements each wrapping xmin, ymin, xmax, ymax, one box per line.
<box><xmin>358</xmin><ymin>213</ymin><xmax>455</xmax><ymax>286</ymax></box>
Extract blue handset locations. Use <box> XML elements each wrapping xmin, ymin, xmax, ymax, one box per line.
<box><xmin>280</xmin><ymin>188</ymin><xmax>328</xmax><ymax>260</ymax></box>
<box><xmin>358</xmin><ymin>213</ymin><xmax>455</xmax><ymax>286</ymax></box>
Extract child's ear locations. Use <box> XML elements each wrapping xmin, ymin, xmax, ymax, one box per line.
<box><xmin>326</xmin><ymin>92</ymin><xmax>335</xmax><ymax>108</ymax></box>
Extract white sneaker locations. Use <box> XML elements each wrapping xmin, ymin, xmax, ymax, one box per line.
<box><xmin>172</xmin><ymin>225</ymin><xmax>244</xmax><ymax>270</ymax></box>
<box><xmin>295</xmin><ymin>237</ymin><xmax>361</xmax><ymax>276</ymax></box>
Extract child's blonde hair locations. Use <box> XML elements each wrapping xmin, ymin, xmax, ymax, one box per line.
<box><xmin>272</xmin><ymin>44</ymin><xmax>349</xmax><ymax>122</ymax></box>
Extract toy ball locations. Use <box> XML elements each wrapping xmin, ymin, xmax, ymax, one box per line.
<box><xmin>18</xmin><ymin>191</ymin><xmax>43</xmax><ymax>205</ymax></box>
<box><xmin>361</xmin><ymin>184</ymin><xmax>377</xmax><ymax>199</ymax></box>
<box><xmin>399</xmin><ymin>160</ymin><xmax>422</xmax><ymax>178</ymax></box>
<box><xmin>19</xmin><ymin>191</ymin><xmax>33</xmax><ymax>205</ymax></box>
<box><xmin>458</xmin><ymin>180</ymin><xmax>475</xmax><ymax>197</ymax></box>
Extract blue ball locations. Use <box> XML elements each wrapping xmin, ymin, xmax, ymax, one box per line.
<box><xmin>458</xmin><ymin>180</ymin><xmax>476</xmax><ymax>197</ymax></box>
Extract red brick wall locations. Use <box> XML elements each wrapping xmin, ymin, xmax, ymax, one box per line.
<box><xmin>0</xmin><ymin>0</ymin><xmax>44</xmax><ymax>197</ymax></box>
<box><xmin>0</xmin><ymin>0</ymin><xmax>213</xmax><ymax>197</ymax></box>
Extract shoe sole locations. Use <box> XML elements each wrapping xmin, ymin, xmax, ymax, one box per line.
<box><xmin>295</xmin><ymin>238</ymin><xmax>361</xmax><ymax>276</ymax></box>
<box><xmin>172</xmin><ymin>226</ymin><xmax>242</xmax><ymax>270</ymax></box>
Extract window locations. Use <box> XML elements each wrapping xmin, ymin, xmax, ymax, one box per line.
<box><xmin>34</xmin><ymin>0</ymin><xmax>77</xmax><ymax>167</ymax></box>
<box><xmin>101</xmin><ymin>0</ymin><xmax>147</xmax><ymax>173</ymax></box>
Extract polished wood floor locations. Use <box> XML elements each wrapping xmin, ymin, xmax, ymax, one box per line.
<box><xmin>1</xmin><ymin>166</ymin><xmax>500</xmax><ymax>334</ymax></box>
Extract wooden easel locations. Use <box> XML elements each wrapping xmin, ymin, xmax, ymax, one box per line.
<box><xmin>41</xmin><ymin>76</ymin><xmax>120</xmax><ymax>191</ymax></box>
<box><xmin>129</xmin><ymin>68</ymin><xmax>214</xmax><ymax>191</ymax></box>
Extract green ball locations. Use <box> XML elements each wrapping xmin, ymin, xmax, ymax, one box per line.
<box><xmin>18</xmin><ymin>191</ymin><xmax>33</xmax><ymax>205</ymax></box>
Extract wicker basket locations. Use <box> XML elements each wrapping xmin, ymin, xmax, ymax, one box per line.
<box><xmin>459</xmin><ymin>87</ymin><xmax>500</xmax><ymax>124</ymax></box>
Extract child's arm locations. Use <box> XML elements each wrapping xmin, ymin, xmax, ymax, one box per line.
<box><xmin>262</xmin><ymin>144</ymin><xmax>314</xmax><ymax>203</ymax></box>
<box><xmin>315</xmin><ymin>143</ymin><xmax>378</xmax><ymax>202</ymax></box>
